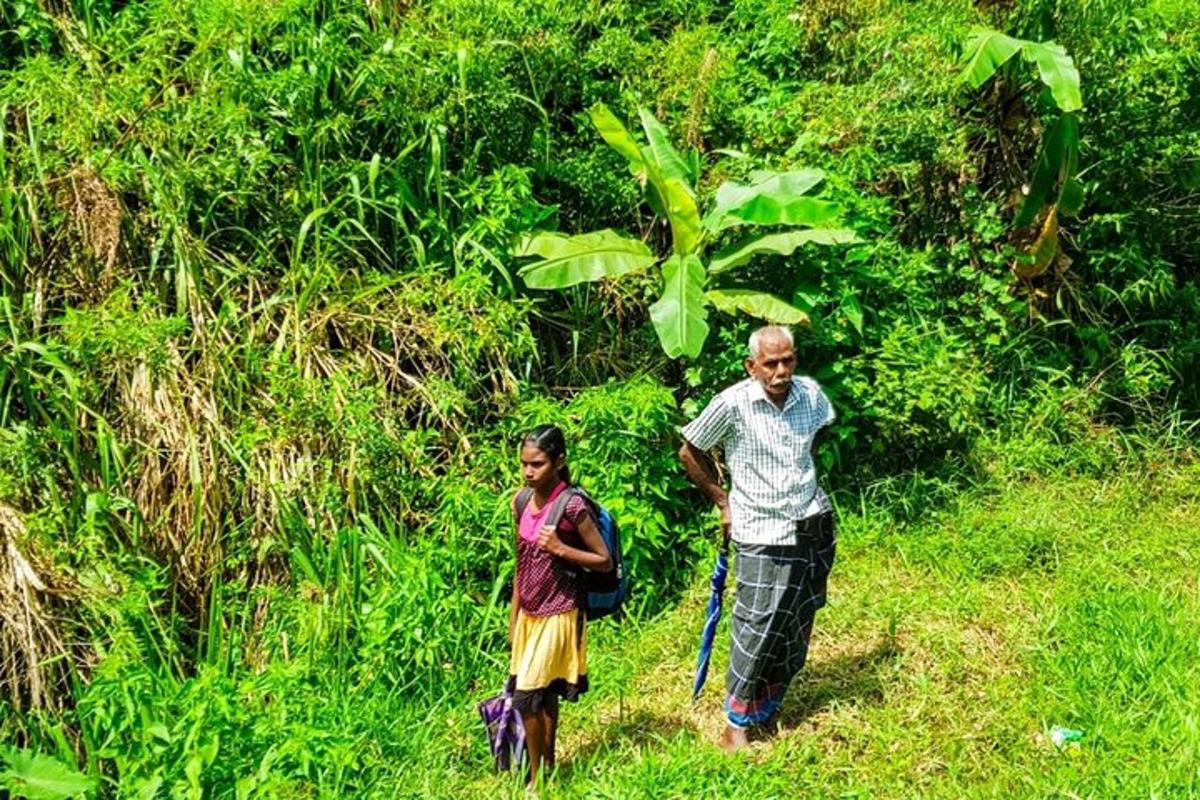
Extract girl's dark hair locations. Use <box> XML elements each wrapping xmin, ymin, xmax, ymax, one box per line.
<box><xmin>523</xmin><ymin>424</ymin><xmax>571</xmax><ymax>485</ymax></box>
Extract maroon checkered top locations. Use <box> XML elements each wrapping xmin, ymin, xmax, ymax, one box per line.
<box><xmin>515</xmin><ymin>488</ymin><xmax>592</xmax><ymax>616</ymax></box>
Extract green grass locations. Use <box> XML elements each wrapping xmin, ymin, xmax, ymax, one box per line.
<box><xmin>407</xmin><ymin>461</ymin><xmax>1200</xmax><ymax>799</ymax></box>
<box><xmin>2</xmin><ymin>0</ymin><xmax>1198</xmax><ymax>793</ymax></box>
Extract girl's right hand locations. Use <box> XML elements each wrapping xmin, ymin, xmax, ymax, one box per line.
<box><xmin>536</xmin><ymin>524</ymin><xmax>565</xmax><ymax>556</ymax></box>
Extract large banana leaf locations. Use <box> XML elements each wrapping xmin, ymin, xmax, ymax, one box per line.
<box><xmin>708</xmin><ymin>228</ymin><xmax>859</xmax><ymax>274</ymax></box>
<box><xmin>589</xmin><ymin>103</ymin><xmax>647</xmax><ymax>171</ymax></box>
<box><xmin>590</xmin><ymin>103</ymin><xmax>701</xmax><ymax>255</ymax></box>
<box><xmin>958</xmin><ymin>30</ymin><xmax>1022</xmax><ymax>89</ymax></box>
<box><xmin>705</xmin><ymin>289</ymin><xmax>809</xmax><ymax>325</ymax></box>
<box><xmin>515</xmin><ymin>230</ymin><xmax>656</xmax><ymax>288</ymax></box>
<box><xmin>1058</xmin><ymin>176</ymin><xmax>1085</xmax><ymax>217</ymax></box>
<box><xmin>960</xmin><ymin>30</ymin><xmax>1082</xmax><ymax>114</ymax></box>
<box><xmin>704</xmin><ymin>169</ymin><xmax>840</xmax><ymax>231</ymax></box>
<box><xmin>650</xmin><ymin>254</ymin><xmax>709</xmax><ymax>359</ymax></box>
<box><xmin>1015</xmin><ymin>114</ymin><xmax>1079</xmax><ymax>227</ymax></box>
<box><xmin>639</xmin><ymin>108</ymin><xmax>693</xmax><ymax>186</ymax></box>
<box><xmin>1022</xmin><ymin>41</ymin><xmax>1083</xmax><ymax>113</ymax></box>
<box><xmin>659</xmin><ymin>177</ymin><xmax>702</xmax><ymax>255</ymax></box>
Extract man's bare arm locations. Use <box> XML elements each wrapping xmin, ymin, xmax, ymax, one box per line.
<box><xmin>679</xmin><ymin>439</ymin><xmax>732</xmax><ymax>539</ymax></box>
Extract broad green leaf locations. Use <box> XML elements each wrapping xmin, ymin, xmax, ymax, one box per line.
<box><xmin>0</xmin><ymin>747</ymin><xmax>94</xmax><ymax>800</ymax></box>
<box><xmin>793</xmin><ymin>273</ymin><xmax>826</xmax><ymax>313</ymax></box>
<box><xmin>704</xmin><ymin>169</ymin><xmax>837</xmax><ymax>231</ymax></box>
<box><xmin>705</xmin><ymin>289</ymin><xmax>810</xmax><ymax>325</ymax></box>
<box><xmin>792</xmin><ymin>284</ymin><xmax>830</xmax><ymax>311</ymax></box>
<box><xmin>515</xmin><ymin>230</ymin><xmax>656</xmax><ymax>288</ymax></box>
<box><xmin>958</xmin><ymin>30</ymin><xmax>1023</xmax><ymax>89</ymax></box>
<box><xmin>643</xmin><ymin>176</ymin><xmax>669</xmax><ymax>219</ymax></box>
<box><xmin>749</xmin><ymin>168</ymin><xmax>825</xmax><ymax>192</ymax></box>
<box><xmin>588</xmin><ymin>104</ymin><xmax>699</xmax><ymax>254</ymax></box>
<box><xmin>650</xmin><ymin>254</ymin><xmax>708</xmax><ymax>359</ymax></box>
<box><xmin>960</xmin><ymin>31</ymin><xmax>1081</xmax><ymax>113</ymax></box>
<box><xmin>1022</xmin><ymin>41</ymin><xmax>1082</xmax><ymax>113</ymax></box>
<box><xmin>660</xmin><ymin>178</ymin><xmax>702</xmax><ymax>255</ymax></box>
<box><xmin>638</xmin><ymin>109</ymin><xmax>691</xmax><ymax>185</ymax></box>
<box><xmin>133</xmin><ymin>774</ymin><xmax>164</xmax><ymax>800</ymax></box>
<box><xmin>1015</xmin><ymin>114</ymin><xmax>1079</xmax><ymax>227</ymax></box>
<box><xmin>707</xmin><ymin>195</ymin><xmax>843</xmax><ymax>233</ymax></box>
<box><xmin>1058</xmin><ymin>176</ymin><xmax>1085</xmax><ymax>216</ymax></box>
<box><xmin>588</xmin><ymin>103</ymin><xmax>646</xmax><ymax>170</ymax></box>
<box><xmin>840</xmin><ymin>290</ymin><xmax>864</xmax><ymax>335</ymax></box>
<box><xmin>708</xmin><ymin>228</ymin><xmax>860</xmax><ymax>274</ymax></box>
<box><xmin>643</xmin><ymin>177</ymin><xmax>702</xmax><ymax>254</ymax></box>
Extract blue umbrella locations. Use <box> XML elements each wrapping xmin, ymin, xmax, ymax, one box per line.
<box><xmin>692</xmin><ymin>544</ymin><xmax>729</xmax><ymax>702</ymax></box>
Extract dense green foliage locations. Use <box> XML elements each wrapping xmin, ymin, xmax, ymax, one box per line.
<box><xmin>516</xmin><ymin>104</ymin><xmax>858</xmax><ymax>357</ymax></box>
<box><xmin>0</xmin><ymin>0</ymin><xmax>1197</xmax><ymax>795</ymax></box>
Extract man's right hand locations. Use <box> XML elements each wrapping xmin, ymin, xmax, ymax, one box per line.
<box><xmin>720</xmin><ymin>503</ymin><xmax>732</xmax><ymax>543</ymax></box>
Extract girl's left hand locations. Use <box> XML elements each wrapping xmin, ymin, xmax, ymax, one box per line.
<box><xmin>536</xmin><ymin>525</ymin><xmax>564</xmax><ymax>556</ymax></box>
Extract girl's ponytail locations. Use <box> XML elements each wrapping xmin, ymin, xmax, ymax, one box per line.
<box><xmin>523</xmin><ymin>424</ymin><xmax>571</xmax><ymax>485</ymax></box>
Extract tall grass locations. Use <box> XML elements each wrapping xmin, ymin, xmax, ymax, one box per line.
<box><xmin>0</xmin><ymin>0</ymin><xmax>1196</xmax><ymax>795</ymax></box>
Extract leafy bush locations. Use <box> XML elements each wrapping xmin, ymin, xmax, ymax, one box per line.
<box><xmin>0</xmin><ymin>0</ymin><xmax>1197</xmax><ymax>793</ymax></box>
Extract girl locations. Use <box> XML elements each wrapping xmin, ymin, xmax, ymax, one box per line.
<box><xmin>509</xmin><ymin>425</ymin><xmax>611</xmax><ymax>786</ymax></box>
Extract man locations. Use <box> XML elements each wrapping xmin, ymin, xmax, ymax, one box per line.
<box><xmin>679</xmin><ymin>325</ymin><xmax>837</xmax><ymax>752</ymax></box>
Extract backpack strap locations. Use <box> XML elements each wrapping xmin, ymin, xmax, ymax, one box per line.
<box><xmin>514</xmin><ymin>486</ymin><xmax>577</xmax><ymax>531</ymax></box>
<box><xmin>513</xmin><ymin>488</ymin><xmax>534</xmax><ymax>529</ymax></box>
<box><xmin>571</xmin><ymin>487</ymin><xmax>599</xmax><ymax>517</ymax></box>
<box><xmin>541</xmin><ymin>487</ymin><xmax>584</xmax><ymax>597</ymax></box>
<box><xmin>540</xmin><ymin>486</ymin><xmax>577</xmax><ymax>533</ymax></box>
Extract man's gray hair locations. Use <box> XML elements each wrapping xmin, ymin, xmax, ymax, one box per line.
<box><xmin>748</xmin><ymin>325</ymin><xmax>794</xmax><ymax>359</ymax></box>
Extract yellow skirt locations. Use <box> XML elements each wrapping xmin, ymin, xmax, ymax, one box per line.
<box><xmin>508</xmin><ymin>608</ymin><xmax>588</xmax><ymax>713</ymax></box>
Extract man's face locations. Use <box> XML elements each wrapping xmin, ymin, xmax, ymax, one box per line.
<box><xmin>746</xmin><ymin>337</ymin><xmax>796</xmax><ymax>403</ymax></box>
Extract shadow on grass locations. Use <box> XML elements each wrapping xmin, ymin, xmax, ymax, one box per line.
<box><xmin>559</xmin><ymin>708</ymin><xmax>697</xmax><ymax>778</ymax></box>
<box><xmin>777</xmin><ymin>637</ymin><xmax>900</xmax><ymax>730</ymax></box>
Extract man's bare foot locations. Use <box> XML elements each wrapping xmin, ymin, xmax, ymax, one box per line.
<box><xmin>748</xmin><ymin>713</ymin><xmax>781</xmax><ymax>742</ymax></box>
<box><xmin>719</xmin><ymin>723</ymin><xmax>750</xmax><ymax>753</ymax></box>
<box><xmin>748</xmin><ymin>723</ymin><xmax>777</xmax><ymax>743</ymax></box>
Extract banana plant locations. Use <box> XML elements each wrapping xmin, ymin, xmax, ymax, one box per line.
<box><xmin>514</xmin><ymin>103</ymin><xmax>859</xmax><ymax>359</ymax></box>
<box><xmin>960</xmin><ymin>30</ymin><xmax>1084</xmax><ymax>280</ymax></box>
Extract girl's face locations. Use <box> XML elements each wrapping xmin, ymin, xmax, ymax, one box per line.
<box><xmin>521</xmin><ymin>444</ymin><xmax>563</xmax><ymax>490</ymax></box>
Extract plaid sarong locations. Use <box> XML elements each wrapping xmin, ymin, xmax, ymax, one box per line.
<box><xmin>725</xmin><ymin>511</ymin><xmax>836</xmax><ymax>727</ymax></box>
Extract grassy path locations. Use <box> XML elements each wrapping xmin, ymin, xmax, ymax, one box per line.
<box><xmin>416</xmin><ymin>464</ymin><xmax>1200</xmax><ymax>799</ymax></box>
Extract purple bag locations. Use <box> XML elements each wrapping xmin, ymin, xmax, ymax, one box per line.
<box><xmin>478</xmin><ymin>686</ymin><xmax>526</xmax><ymax>771</ymax></box>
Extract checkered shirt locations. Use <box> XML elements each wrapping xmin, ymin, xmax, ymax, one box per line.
<box><xmin>682</xmin><ymin>376</ymin><xmax>835</xmax><ymax>546</ymax></box>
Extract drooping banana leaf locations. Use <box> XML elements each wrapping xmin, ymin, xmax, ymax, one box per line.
<box><xmin>958</xmin><ymin>30</ymin><xmax>1023</xmax><ymax>89</ymax></box>
<box><xmin>590</xmin><ymin>103</ymin><xmax>701</xmax><ymax>255</ymax></box>
<box><xmin>650</xmin><ymin>254</ymin><xmax>709</xmax><ymax>358</ymax></box>
<box><xmin>708</xmin><ymin>228</ymin><xmax>859</xmax><ymax>274</ymax></box>
<box><xmin>705</xmin><ymin>289</ymin><xmax>810</xmax><ymax>325</ymax></box>
<box><xmin>704</xmin><ymin>169</ymin><xmax>840</xmax><ymax>232</ymax></box>
<box><xmin>515</xmin><ymin>229</ymin><xmax>657</xmax><ymax>288</ymax></box>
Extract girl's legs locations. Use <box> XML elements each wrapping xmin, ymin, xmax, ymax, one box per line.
<box><xmin>522</xmin><ymin>710</ymin><xmax>545</xmax><ymax>786</ymax></box>
<box><xmin>545</xmin><ymin>696</ymin><xmax>560</xmax><ymax>768</ymax></box>
<box><xmin>521</xmin><ymin>707</ymin><xmax>559</xmax><ymax>786</ymax></box>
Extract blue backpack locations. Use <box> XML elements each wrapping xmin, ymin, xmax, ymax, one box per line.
<box><xmin>514</xmin><ymin>486</ymin><xmax>628</xmax><ymax>620</ymax></box>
